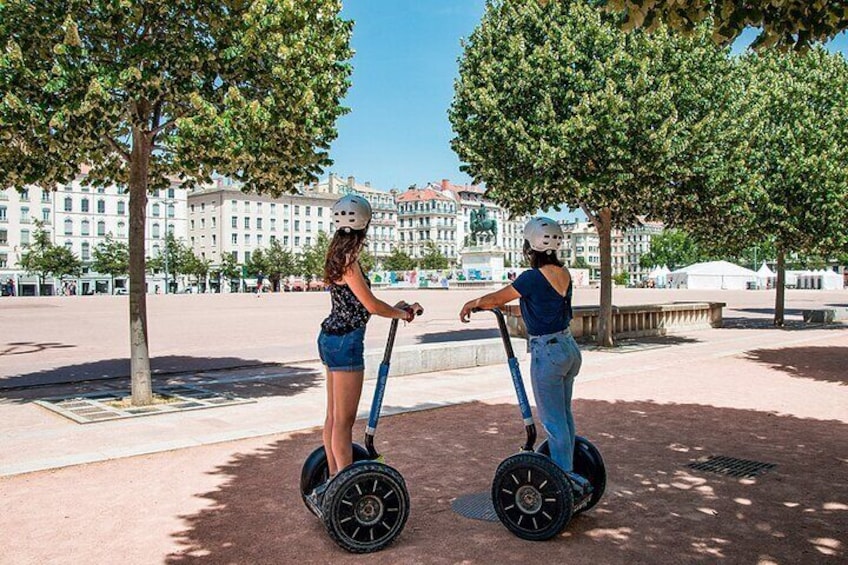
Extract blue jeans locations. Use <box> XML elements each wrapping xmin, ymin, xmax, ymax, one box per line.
<box><xmin>529</xmin><ymin>329</ymin><xmax>582</xmax><ymax>472</ymax></box>
<box><xmin>317</xmin><ymin>327</ymin><xmax>366</xmax><ymax>371</ymax></box>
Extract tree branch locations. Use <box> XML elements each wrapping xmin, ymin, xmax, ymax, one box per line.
<box><xmin>104</xmin><ymin>135</ymin><xmax>130</xmax><ymax>162</ymax></box>
<box><xmin>150</xmin><ymin>118</ymin><xmax>176</xmax><ymax>137</ymax></box>
<box><xmin>580</xmin><ymin>202</ymin><xmax>601</xmax><ymax>231</ymax></box>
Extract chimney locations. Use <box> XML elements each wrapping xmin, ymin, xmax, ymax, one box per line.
<box><xmin>347</xmin><ymin>176</ymin><xmax>355</xmax><ymax>188</ymax></box>
<box><xmin>365</xmin><ymin>181</ymin><xmax>371</xmax><ymax>188</ymax></box>
<box><xmin>441</xmin><ymin>179</ymin><xmax>450</xmax><ymax>190</ymax></box>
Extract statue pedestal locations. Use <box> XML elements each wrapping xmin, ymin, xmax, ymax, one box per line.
<box><xmin>460</xmin><ymin>246</ymin><xmax>506</xmax><ymax>281</ymax></box>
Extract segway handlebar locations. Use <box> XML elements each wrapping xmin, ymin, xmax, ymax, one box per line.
<box><xmin>471</xmin><ymin>307</ymin><xmax>537</xmax><ymax>452</ymax></box>
<box><xmin>366</xmin><ymin>304</ymin><xmax>424</xmax><ymax>459</ymax></box>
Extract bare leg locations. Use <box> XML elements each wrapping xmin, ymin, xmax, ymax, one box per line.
<box><xmin>330</xmin><ymin>369</ymin><xmax>365</xmax><ymax>470</ymax></box>
<box><xmin>322</xmin><ymin>366</ymin><xmax>337</xmax><ymax>476</ymax></box>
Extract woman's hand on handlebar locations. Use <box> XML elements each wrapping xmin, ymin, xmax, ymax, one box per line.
<box><xmin>459</xmin><ymin>299</ymin><xmax>478</xmax><ymax>323</ymax></box>
<box><xmin>394</xmin><ymin>301</ymin><xmax>423</xmax><ymax>323</ymax></box>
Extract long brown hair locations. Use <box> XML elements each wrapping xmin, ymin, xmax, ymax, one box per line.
<box><xmin>324</xmin><ymin>228</ymin><xmax>368</xmax><ymax>283</ymax></box>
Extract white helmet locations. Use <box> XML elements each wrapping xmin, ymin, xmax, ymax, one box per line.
<box><xmin>332</xmin><ymin>194</ymin><xmax>372</xmax><ymax>232</ymax></box>
<box><xmin>524</xmin><ymin>217</ymin><xmax>563</xmax><ymax>254</ymax></box>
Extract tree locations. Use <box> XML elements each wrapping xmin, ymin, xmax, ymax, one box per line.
<box><xmin>19</xmin><ymin>220</ymin><xmax>81</xmax><ymax>294</ymax></box>
<box><xmin>384</xmin><ymin>248</ymin><xmax>416</xmax><ymax>272</ymax></box>
<box><xmin>451</xmin><ymin>0</ymin><xmax>740</xmax><ymax>346</ymax></box>
<box><xmin>213</xmin><ymin>252</ymin><xmax>241</xmax><ymax>293</ymax></box>
<box><xmin>92</xmin><ymin>234</ymin><xmax>129</xmax><ymax>291</ymax></box>
<box><xmin>605</xmin><ymin>0</ymin><xmax>848</xmax><ymax>50</ymax></box>
<box><xmin>183</xmin><ymin>252</ymin><xmax>211</xmax><ymax>292</ymax></box>
<box><xmin>299</xmin><ymin>231</ymin><xmax>331</xmax><ymax>282</ymax></box>
<box><xmin>731</xmin><ymin>48</ymin><xmax>848</xmax><ymax>326</ymax></box>
<box><xmin>264</xmin><ymin>238</ymin><xmax>297</xmax><ymax>291</ymax></box>
<box><xmin>571</xmin><ymin>257</ymin><xmax>589</xmax><ymax>270</ymax></box>
<box><xmin>419</xmin><ymin>241</ymin><xmax>449</xmax><ymax>270</ymax></box>
<box><xmin>639</xmin><ymin>229</ymin><xmax>710</xmax><ymax>271</ymax></box>
<box><xmin>0</xmin><ymin>1</ymin><xmax>352</xmax><ymax>404</ymax></box>
<box><xmin>359</xmin><ymin>246</ymin><xmax>376</xmax><ymax>274</ymax></box>
<box><xmin>146</xmin><ymin>231</ymin><xmax>186</xmax><ymax>292</ymax></box>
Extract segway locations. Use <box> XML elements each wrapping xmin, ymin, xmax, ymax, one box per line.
<box><xmin>300</xmin><ymin>306</ymin><xmax>422</xmax><ymax>553</ymax></box>
<box><xmin>473</xmin><ymin>307</ymin><xmax>606</xmax><ymax>541</ymax></box>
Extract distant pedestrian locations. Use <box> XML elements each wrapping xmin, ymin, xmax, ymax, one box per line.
<box><xmin>255</xmin><ymin>273</ymin><xmax>264</xmax><ymax>297</ymax></box>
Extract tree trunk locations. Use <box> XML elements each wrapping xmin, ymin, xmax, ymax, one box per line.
<box><xmin>596</xmin><ymin>208</ymin><xmax>614</xmax><ymax>347</ymax></box>
<box><xmin>128</xmin><ymin>127</ymin><xmax>153</xmax><ymax>405</ymax></box>
<box><xmin>774</xmin><ymin>246</ymin><xmax>785</xmax><ymax>327</ymax></box>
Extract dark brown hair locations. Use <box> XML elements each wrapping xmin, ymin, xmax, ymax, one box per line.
<box><xmin>523</xmin><ymin>240</ymin><xmax>564</xmax><ymax>269</ymax></box>
<box><xmin>324</xmin><ymin>228</ymin><xmax>368</xmax><ymax>283</ymax></box>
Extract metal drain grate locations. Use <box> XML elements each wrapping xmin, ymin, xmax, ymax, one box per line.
<box><xmin>451</xmin><ymin>491</ymin><xmax>499</xmax><ymax>522</ymax></box>
<box><xmin>687</xmin><ymin>456</ymin><xmax>776</xmax><ymax>478</ymax></box>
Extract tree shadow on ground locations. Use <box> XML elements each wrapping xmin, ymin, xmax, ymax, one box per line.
<box><xmin>416</xmin><ymin>328</ymin><xmax>501</xmax><ymax>343</ymax></box>
<box><xmin>745</xmin><ymin>346</ymin><xmax>848</xmax><ymax>386</ymax></box>
<box><xmin>166</xmin><ymin>400</ymin><xmax>847</xmax><ymax>564</ymax></box>
<box><xmin>734</xmin><ymin>307</ymin><xmax>807</xmax><ymax>317</ymax></box>
<box><xmin>0</xmin><ymin>341</ymin><xmax>77</xmax><ymax>356</ymax></box>
<box><xmin>722</xmin><ymin>317</ymin><xmax>848</xmax><ymax>331</ymax></box>
<box><xmin>0</xmin><ymin>357</ymin><xmax>322</xmax><ymax>403</ymax></box>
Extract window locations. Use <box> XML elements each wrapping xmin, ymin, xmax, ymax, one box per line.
<box><xmin>190</xmin><ymin>204</ymin><xmax>195</xmax><ymax>213</ymax></box>
<box><xmin>244</xmin><ymin>251</ymin><xmax>251</xmax><ymax>263</ymax></box>
<box><xmin>64</xmin><ymin>240</ymin><xmax>72</xmax><ymax>251</ymax></box>
<box><xmin>200</xmin><ymin>218</ymin><xmax>205</xmax><ymax>229</ymax></box>
<box><xmin>167</xmin><ymin>203</ymin><xmax>175</xmax><ymax>218</ymax></box>
<box><xmin>245</xmin><ymin>234</ymin><xmax>251</xmax><ymax>245</ymax></box>
<box><xmin>256</xmin><ymin>218</ymin><xmax>262</xmax><ymax>230</ymax></box>
<box><xmin>270</xmin><ymin>203</ymin><xmax>276</xmax><ymax>213</ymax></box>
<box><xmin>284</xmin><ymin>219</ymin><xmax>290</xmax><ymax>230</ymax></box>
<box><xmin>256</xmin><ymin>202</ymin><xmax>262</xmax><ymax>211</ymax></box>
<box><xmin>305</xmin><ymin>221</ymin><xmax>311</xmax><ymax>232</ymax></box>
<box><xmin>243</xmin><ymin>201</ymin><xmax>250</xmax><ymax>212</ymax></box>
<box><xmin>201</xmin><ymin>202</ymin><xmax>205</xmax><ymax>212</ymax></box>
<box><xmin>42</xmin><ymin>208</ymin><xmax>50</xmax><ymax>222</ymax></box>
<box><xmin>294</xmin><ymin>205</ymin><xmax>300</xmax><ymax>215</ymax></box>
<box><xmin>318</xmin><ymin>221</ymin><xmax>323</xmax><ymax>232</ymax></box>
<box><xmin>305</xmin><ymin>236</ymin><xmax>311</xmax><ymax>245</ymax></box>
<box><xmin>117</xmin><ymin>222</ymin><xmax>126</xmax><ymax>238</ymax></box>
<box><xmin>211</xmin><ymin>217</ymin><xmax>216</xmax><ymax>228</ymax></box>
<box><xmin>97</xmin><ymin>200</ymin><xmax>105</xmax><ymax>214</ymax></box>
<box><xmin>81</xmin><ymin>220</ymin><xmax>90</xmax><ymax>236</ymax></box>
<box><xmin>231</xmin><ymin>250</ymin><xmax>238</xmax><ymax>262</ymax></box>
<box><xmin>283</xmin><ymin>235</ymin><xmax>289</xmax><ymax>246</ymax></box>
<box><xmin>231</xmin><ymin>216</ymin><xmax>237</xmax><ymax>228</ymax></box>
<box><xmin>64</xmin><ymin>197</ymin><xmax>73</xmax><ymax>212</ymax></box>
<box><xmin>19</xmin><ymin>188</ymin><xmax>29</xmax><ymax>201</ymax></box>
<box><xmin>211</xmin><ymin>234</ymin><xmax>216</xmax><ymax>246</ymax></box>
<box><xmin>190</xmin><ymin>219</ymin><xmax>195</xmax><ymax>230</ymax></box>
<box><xmin>64</xmin><ymin>218</ymin><xmax>73</xmax><ymax>235</ymax></box>
<box><xmin>20</xmin><ymin>207</ymin><xmax>29</xmax><ymax>223</ymax></box>
<box><xmin>0</xmin><ymin>254</ymin><xmax>6</xmax><ymax>268</ymax></box>
<box><xmin>97</xmin><ymin>221</ymin><xmax>106</xmax><ymax>236</ymax></box>
<box><xmin>81</xmin><ymin>198</ymin><xmax>89</xmax><ymax>213</ymax></box>
<box><xmin>270</xmin><ymin>235</ymin><xmax>276</xmax><ymax>243</ymax></box>
<box><xmin>117</xmin><ymin>201</ymin><xmax>125</xmax><ymax>215</ymax></box>
<box><xmin>0</xmin><ymin>229</ymin><xmax>6</xmax><ymax>245</ymax></box>
<box><xmin>20</xmin><ymin>229</ymin><xmax>30</xmax><ymax>245</ymax></box>
<box><xmin>270</xmin><ymin>218</ymin><xmax>276</xmax><ymax>231</ymax></box>
<box><xmin>294</xmin><ymin>220</ymin><xmax>300</xmax><ymax>231</ymax></box>
<box><xmin>244</xmin><ymin>217</ymin><xmax>250</xmax><ymax>229</ymax></box>
<box><xmin>257</xmin><ymin>234</ymin><xmax>263</xmax><ymax>246</ymax></box>
<box><xmin>317</xmin><ymin>207</ymin><xmax>323</xmax><ymax>217</ymax></box>
<box><xmin>231</xmin><ymin>200</ymin><xmax>237</xmax><ymax>211</ymax></box>
<box><xmin>294</xmin><ymin>236</ymin><xmax>300</xmax><ymax>246</ymax></box>
<box><xmin>168</xmin><ymin>188</ymin><xmax>175</xmax><ymax>199</ymax></box>
<box><xmin>41</xmin><ymin>191</ymin><xmax>51</xmax><ymax>203</ymax></box>
<box><xmin>231</xmin><ymin>234</ymin><xmax>237</xmax><ymax>245</ymax></box>
<box><xmin>305</xmin><ymin>206</ymin><xmax>311</xmax><ymax>216</ymax></box>
<box><xmin>152</xmin><ymin>223</ymin><xmax>160</xmax><ymax>238</ymax></box>
<box><xmin>152</xmin><ymin>203</ymin><xmax>160</xmax><ymax>217</ymax></box>
<box><xmin>81</xmin><ymin>242</ymin><xmax>90</xmax><ymax>261</ymax></box>
<box><xmin>97</xmin><ymin>186</ymin><xmax>105</xmax><ymax>194</ymax></box>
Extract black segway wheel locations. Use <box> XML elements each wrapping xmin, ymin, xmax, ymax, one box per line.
<box><xmin>300</xmin><ymin>443</ymin><xmax>370</xmax><ymax>516</ymax></box>
<box><xmin>322</xmin><ymin>461</ymin><xmax>410</xmax><ymax>553</ymax></box>
<box><xmin>491</xmin><ymin>452</ymin><xmax>573</xmax><ymax>541</ymax></box>
<box><xmin>536</xmin><ymin>436</ymin><xmax>606</xmax><ymax>513</ymax></box>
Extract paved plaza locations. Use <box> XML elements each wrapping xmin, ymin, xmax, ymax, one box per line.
<box><xmin>1</xmin><ymin>288</ymin><xmax>846</xmax><ymax>563</ymax></box>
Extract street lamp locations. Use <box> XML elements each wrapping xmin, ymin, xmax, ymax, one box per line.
<box><xmin>161</xmin><ymin>198</ymin><xmax>175</xmax><ymax>294</ymax></box>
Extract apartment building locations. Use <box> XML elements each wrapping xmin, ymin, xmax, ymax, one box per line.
<box><xmin>395</xmin><ymin>186</ymin><xmax>458</xmax><ymax>262</ymax></box>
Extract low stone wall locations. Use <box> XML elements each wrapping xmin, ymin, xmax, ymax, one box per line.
<box><xmin>504</xmin><ymin>302</ymin><xmax>725</xmax><ymax>340</ymax></box>
<box><xmin>364</xmin><ymin>337</ymin><xmax>527</xmax><ymax>380</ymax></box>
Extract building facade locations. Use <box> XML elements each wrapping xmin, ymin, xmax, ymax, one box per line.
<box><xmin>395</xmin><ymin>186</ymin><xmax>458</xmax><ymax>262</ymax></box>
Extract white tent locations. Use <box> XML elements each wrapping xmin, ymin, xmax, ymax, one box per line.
<box><xmin>822</xmin><ymin>269</ymin><xmax>844</xmax><ymax>290</ymax></box>
<box><xmin>667</xmin><ymin>260</ymin><xmax>757</xmax><ymax>290</ymax></box>
<box><xmin>755</xmin><ymin>262</ymin><xmax>776</xmax><ymax>289</ymax></box>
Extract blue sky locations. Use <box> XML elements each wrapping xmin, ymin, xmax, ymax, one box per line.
<box><xmin>327</xmin><ymin>0</ymin><xmax>847</xmax><ymax>220</ymax></box>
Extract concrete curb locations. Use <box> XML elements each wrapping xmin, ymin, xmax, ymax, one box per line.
<box><xmin>364</xmin><ymin>337</ymin><xmax>527</xmax><ymax>379</ymax></box>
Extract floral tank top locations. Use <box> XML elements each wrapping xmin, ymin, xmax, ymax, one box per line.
<box><xmin>320</xmin><ymin>270</ymin><xmax>371</xmax><ymax>335</ymax></box>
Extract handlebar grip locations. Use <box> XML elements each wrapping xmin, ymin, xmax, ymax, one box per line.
<box><xmin>404</xmin><ymin>306</ymin><xmax>424</xmax><ymax>317</ymax></box>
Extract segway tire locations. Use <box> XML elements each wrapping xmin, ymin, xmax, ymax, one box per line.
<box><xmin>300</xmin><ymin>443</ymin><xmax>370</xmax><ymax>516</ymax></box>
<box><xmin>322</xmin><ymin>461</ymin><xmax>410</xmax><ymax>553</ymax></box>
<box><xmin>491</xmin><ymin>452</ymin><xmax>573</xmax><ymax>541</ymax></box>
<box><xmin>536</xmin><ymin>436</ymin><xmax>606</xmax><ymax>513</ymax></box>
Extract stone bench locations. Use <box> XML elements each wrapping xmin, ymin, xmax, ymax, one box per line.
<box><xmin>364</xmin><ymin>337</ymin><xmax>527</xmax><ymax>380</ymax></box>
<box><xmin>504</xmin><ymin>302</ymin><xmax>725</xmax><ymax>340</ymax></box>
<box><xmin>802</xmin><ymin>308</ymin><xmax>848</xmax><ymax>324</ymax></box>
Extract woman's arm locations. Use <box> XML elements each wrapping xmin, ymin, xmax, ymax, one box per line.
<box><xmin>344</xmin><ymin>263</ymin><xmax>416</xmax><ymax>320</ymax></box>
<box><xmin>459</xmin><ymin>284</ymin><xmax>520</xmax><ymax>323</ymax></box>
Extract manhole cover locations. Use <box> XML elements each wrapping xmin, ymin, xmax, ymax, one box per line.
<box><xmin>451</xmin><ymin>491</ymin><xmax>498</xmax><ymax>522</ymax></box>
<box><xmin>687</xmin><ymin>456</ymin><xmax>776</xmax><ymax>479</ymax></box>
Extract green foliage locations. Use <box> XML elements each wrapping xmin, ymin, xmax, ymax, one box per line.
<box><xmin>612</xmin><ymin>271</ymin><xmax>629</xmax><ymax>286</ymax></box>
<box><xmin>418</xmin><ymin>241</ymin><xmax>449</xmax><ymax>270</ymax></box>
<box><xmin>299</xmin><ymin>230</ymin><xmax>331</xmax><ymax>281</ymax></box>
<box><xmin>571</xmin><ymin>257</ymin><xmax>589</xmax><ymax>270</ymax></box>
<box><xmin>383</xmin><ymin>247</ymin><xmax>416</xmax><ymax>272</ymax></box>
<box><xmin>264</xmin><ymin>238</ymin><xmax>298</xmax><ymax>284</ymax></box>
<box><xmin>639</xmin><ymin>229</ymin><xmax>709</xmax><ymax>271</ymax></box>
<box><xmin>605</xmin><ymin>0</ymin><xmax>848</xmax><ymax>50</ymax></box>
<box><xmin>213</xmin><ymin>252</ymin><xmax>241</xmax><ymax>283</ymax></box>
<box><xmin>359</xmin><ymin>246</ymin><xmax>376</xmax><ymax>274</ymax></box>
<box><xmin>19</xmin><ymin>220</ymin><xmax>82</xmax><ymax>282</ymax></box>
<box><xmin>734</xmin><ymin>48</ymin><xmax>848</xmax><ymax>260</ymax></box>
<box><xmin>451</xmin><ymin>0</ymin><xmax>740</xmax><ymax>226</ymax></box>
<box><xmin>91</xmin><ymin>234</ymin><xmax>129</xmax><ymax>277</ymax></box>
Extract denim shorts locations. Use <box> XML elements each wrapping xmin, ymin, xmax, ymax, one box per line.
<box><xmin>317</xmin><ymin>327</ymin><xmax>366</xmax><ymax>372</ymax></box>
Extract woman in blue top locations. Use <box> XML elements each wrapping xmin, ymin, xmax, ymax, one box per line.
<box><xmin>460</xmin><ymin>217</ymin><xmax>583</xmax><ymax>475</ymax></box>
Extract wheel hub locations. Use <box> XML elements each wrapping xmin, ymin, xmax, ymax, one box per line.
<box><xmin>515</xmin><ymin>484</ymin><xmax>542</xmax><ymax>514</ymax></box>
<box><xmin>354</xmin><ymin>494</ymin><xmax>384</xmax><ymax>525</ymax></box>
